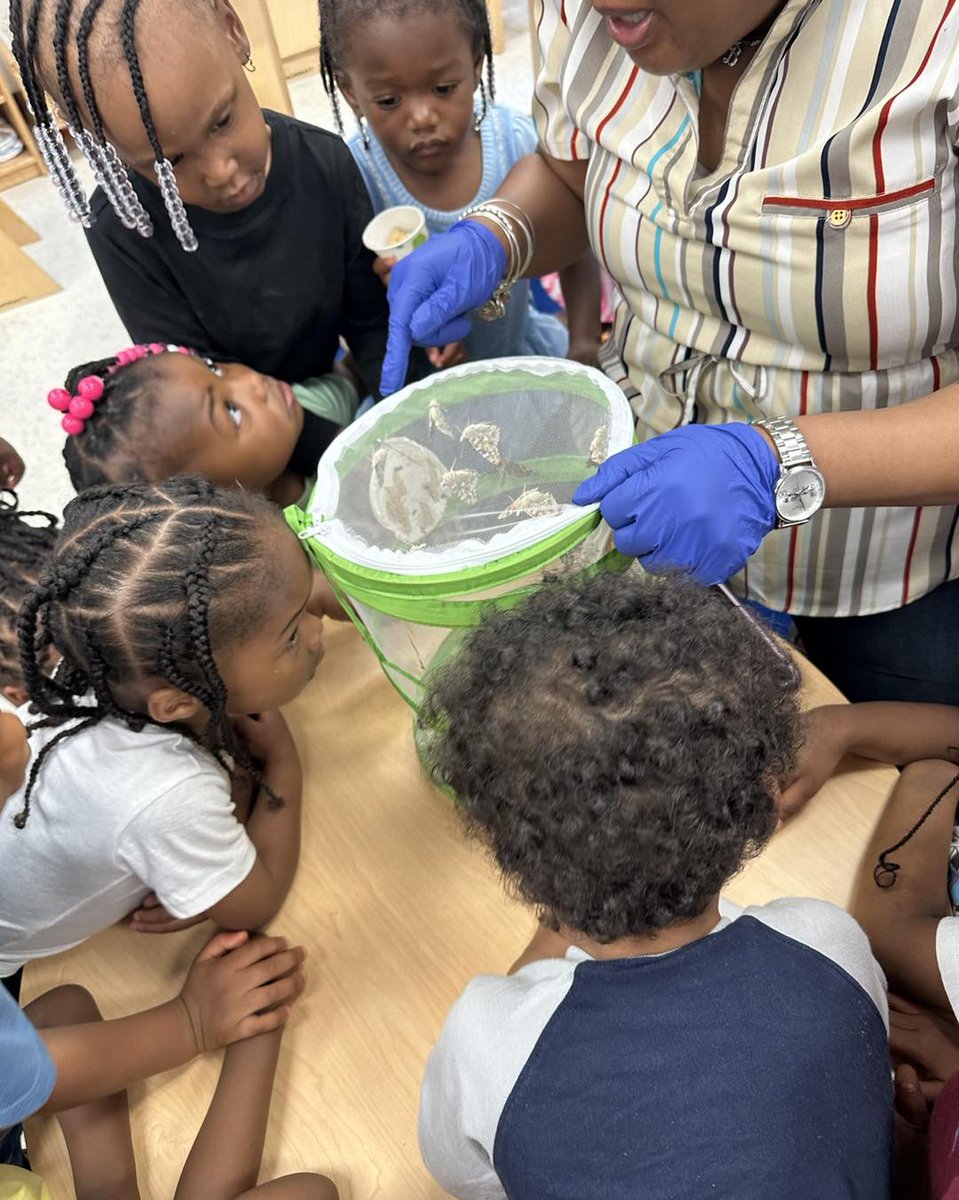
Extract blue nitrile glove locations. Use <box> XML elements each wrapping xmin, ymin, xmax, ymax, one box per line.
<box><xmin>573</xmin><ymin>423</ymin><xmax>781</xmax><ymax>584</ymax></box>
<box><xmin>380</xmin><ymin>220</ymin><xmax>507</xmax><ymax>395</ymax></box>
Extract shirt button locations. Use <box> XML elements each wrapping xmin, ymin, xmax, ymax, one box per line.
<box><xmin>828</xmin><ymin>208</ymin><xmax>851</xmax><ymax>229</ymax></box>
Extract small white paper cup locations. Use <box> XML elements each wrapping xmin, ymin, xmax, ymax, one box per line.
<box><xmin>362</xmin><ymin>205</ymin><xmax>429</xmax><ymax>260</ymax></box>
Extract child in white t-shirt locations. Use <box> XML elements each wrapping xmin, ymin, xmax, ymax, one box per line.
<box><xmin>0</xmin><ymin>708</ymin><xmax>333</xmax><ymax>1200</ymax></box>
<box><xmin>418</xmin><ymin>572</ymin><xmax>892</xmax><ymax>1200</ymax></box>
<box><xmin>783</xmin><ymin>702</ymin><xmax>959</xmax><ymax>1019</ymax></box>
<box><xmin>0</xmin><ymin>476</ymin><xmax>324</xmax><ymax>977</ymax></box>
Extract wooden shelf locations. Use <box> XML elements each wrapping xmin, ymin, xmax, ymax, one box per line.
<box><xmin>0</xmin><ymin>149</ymin><xmax>44</xmax><ymax>188</ymax></box>
<box><xmin>0</xmin><ymin>41</ymin><xmax>46</xmax><ymax>192</ymax></box>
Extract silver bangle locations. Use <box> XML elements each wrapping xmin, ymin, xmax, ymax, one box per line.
<box><xmin>463</xmin><ymin>199</ymin><xmax>536</xmax><ymax>321</ymax></box>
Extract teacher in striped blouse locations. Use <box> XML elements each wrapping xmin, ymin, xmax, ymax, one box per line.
<box><xmin>382</xmin><ymin>0</ymin><xmax>959</xmax><ymax>705</ymax></box>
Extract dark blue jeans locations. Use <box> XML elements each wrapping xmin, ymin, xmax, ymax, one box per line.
<box><xmin>794</xmin><ymin>577</ymin><xmax>959</xmax><ymax>704</ymax></box>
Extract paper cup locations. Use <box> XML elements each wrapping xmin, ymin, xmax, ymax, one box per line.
<box><xmin>362</xmin><ymin>205</ymin><xmax>429</xmax><ymax>260</ymax></box>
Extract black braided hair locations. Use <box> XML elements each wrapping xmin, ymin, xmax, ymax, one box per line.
<box><xmin>12</xmin><ymin>0</ymin><xmax>209</xmax><ymax>239</ymax></box>
<box><xmin>52</xmin><ymin>0</ymin><xmax>86</xmax><ymax>134</ymax></box>
<box><xmin>9</xmin><ymin>1</ymin><xmax>48</xmax><ymax>125</ymax></box>
<box><xmin>59</xmin><ymin>352</ymin><xmax>174</xmax><ymax>491</ymax></box>
<box><xmin>0</xmin><ymin>493</ymin><xmax>59</xmax><ymax>694</ymax></box>
<box><xmin>75</xmin><ymin>0</ymin><xmax>112</xmax><ymax>145</ymax></box>
<box><xmin>13</xmin><ymin>476</ymin><xmax>287</xmax><ymax>828</ymax></box>
<box><xmin>118</xmin><ymin>0</ymin><xmax>166</xmax><ymax>160</ymax></box>
<box><xmin>319</xmin><ymin>0</ymin><xmax>496</xmax><ymax>134</ymax></box>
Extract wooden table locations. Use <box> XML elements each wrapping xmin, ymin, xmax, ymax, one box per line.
<box><xmin>23</xmin><ymin>624</ymin><xmax>898</xmax><ymax>1199</ymax></box>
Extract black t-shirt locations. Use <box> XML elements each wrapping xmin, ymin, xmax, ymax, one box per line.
<box><xmin>85</xmin><ymin>111</ymin><xmax>389</xmax><ymax>393</ymax></box>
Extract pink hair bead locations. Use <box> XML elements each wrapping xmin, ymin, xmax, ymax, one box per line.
<box><xmin>76</xmin><ymin>375</ymin><xmax>104</xmax><ymax>401</ymax></box>
<box><xmin>47</xmin><ymin>387</ymin><xmax>71</xmax><ymax>411</ymax></box>
<box><xmin>69</xmin><ymin>396</ymin><xmax>95</xmax><ymax>420</ymax></box>
<box><xmin>148</xmin><ymin>342</ymin><xmax>166</xmax><ymax>354</ymax></box>
<box><xmin>62</xmin><ymin>415</ymin><xmax>86</xmax><ymax>436</ymax></box>
<box><xmin>114</xmin><ymin>349</ymin><xmax>135</xmax><ymax>365</ymax></box>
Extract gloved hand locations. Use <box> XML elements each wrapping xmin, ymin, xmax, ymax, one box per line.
<box><xmin>381</xmin><ymin>220</ymin><xmax>506</xmax><ymax>395</ymax></box>
<box><xmin>573</xmin><ymin>423</ymin><xmax>782</xmax><ymax>584</ymax></box>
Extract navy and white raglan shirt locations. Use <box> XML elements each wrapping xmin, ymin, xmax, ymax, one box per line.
<box><xmin>419</xmin><ymin>897</ymin><xmax>893</xmax><ymax>1200</ymax></box>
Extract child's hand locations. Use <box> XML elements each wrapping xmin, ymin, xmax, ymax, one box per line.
<box><xmin>427</xmin><ymin>341</ymin><xmax>468</xmax><ymax>370</ymax></box>
<box><xmin>0</xmin><ymin>436</ymin><xmax>25</xmax><ymax>490</ymax></box>
<box><xmin>177</xmin><ymin>930</ymin><xmax>307</xmax><ymax>1054</ymax></box>
<box><xmin>889</xmin><ymin>993</ymin><xmax>959</xmax><ymax>1100</ymax></box>
<box><xmin>233</xmin><ymin>711</ymin><xmax>299</xmax><ymax>770</ymax></box>
<box><xmin>373</xmin><ymin>255</ymin><xmax>396</xmax><ymax>289</ymax></box>
<box><xmin>777</xmin><ymin>705</ymin><xmax>853</xmax><ymax>820</ymax></box>
<box><xmin>129</xmin><ymin>891</ymin><xmax>209</xmax><ymax>934</ymax></box>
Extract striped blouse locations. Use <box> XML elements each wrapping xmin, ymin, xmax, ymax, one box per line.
<box><xmin>533</xmin><ymin>0</ymin><xmax>959</xmax><ymax>617</ymax></box>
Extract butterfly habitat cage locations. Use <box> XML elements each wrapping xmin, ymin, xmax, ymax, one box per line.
<box><xmin>286</xmin><ymin>357</ymin><xmax>634</xmax><ymax>716</ymax></box>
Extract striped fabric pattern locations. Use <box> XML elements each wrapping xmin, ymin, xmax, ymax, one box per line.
<box><xmin>533</xmin><ymin>0</ymin><xmax>959</xmax><ymax>617</ymax></box>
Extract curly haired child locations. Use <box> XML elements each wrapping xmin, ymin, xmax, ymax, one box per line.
<box><xmin>0</xmin><ymin>476</ymin><xmax>324</xmax><ymax>973</ymax></box>
<box><xmin>10</xmin><ymin>0</ymin><xmax>392</xmax><ymax>395</ymax></box>
<box><xmin>419</xmin><ymin>571</ymin><xmax>893</xmax><ymax>1200</ymax></box>
<box><xmin>0</xmin><ymin>494</ymin><xmax>58</xmax><ymax>708</ymax></box>
<box><xmin>319</xmin><ymin>0</ymin><xmax>603</xmax><ymax>369</ymax></box>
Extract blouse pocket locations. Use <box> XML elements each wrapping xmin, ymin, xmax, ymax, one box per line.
<box><xmin>761</xmin><ymin>177</ymin><xmax>937</xmax><ymax>226</ymax></box>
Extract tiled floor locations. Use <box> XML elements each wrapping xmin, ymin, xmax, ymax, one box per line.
<box><xmin>0</xmin><ymin>0</ymin><xmax>536</xmax><ymax>519</ymax></box>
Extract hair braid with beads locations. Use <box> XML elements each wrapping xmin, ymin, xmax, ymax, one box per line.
<box><xmin>13</xmin><ymin>477</ymin><xmax>285</xmax><ymax>829</ymax></box>
<box><xmin>0</xmin><ymin>494</ymin><xmax>59</xmax><ymax>695</ymax></box>
<box><xmin>319</xmin><ymin>0</ymin><xmax>495</xmax><ymax>135</ymax></box>
<box><xmin>58</xmin><ymin>351</ymin><xmax>177</xmax><ymax>491</ymax></box>
<box><xmin>118</xmin><ymin>0</ymin><xmax>198</xmax><ymax>249</ymax></box>
<box><xmin>17</xmin><ymin>0</ymin><xmax>92</xmax><ymax>223</ymax></box>
<box><xmin>9</xmin><ymin>0</ymin><xmax>203</xmax><ymax>244</ymax></box>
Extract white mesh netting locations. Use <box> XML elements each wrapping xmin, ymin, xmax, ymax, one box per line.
<box><xmin>309</xmin><ymin>358</ymin><xmax>634</xmax><ymax>575</ymax></box>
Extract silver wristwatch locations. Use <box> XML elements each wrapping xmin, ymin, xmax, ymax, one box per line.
<box><xmin>755</xmin><ymin>417</ymin><xmax>826</xmax><ymax>529</ymax></box>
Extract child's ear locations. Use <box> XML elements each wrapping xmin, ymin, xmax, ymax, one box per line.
<box><xmin>2</xmin><ymin>685</ymin><xmax>28</xmax><ymax>708</ymax></box>
<box><xmin>146</xmin><ymin>685</ymin><xmax>204</xmax><ymax>727</ymax></box>
<box><xmin>474</xmin><ymin>56</ymin><xmax>484</xmax><ymax>88</ymax></box>
<box><xmin>216</xmin><ymin>0</ymin><xmax>252</xmax><ymax>66</ymax></box>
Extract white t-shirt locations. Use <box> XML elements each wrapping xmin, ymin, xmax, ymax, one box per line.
<box><xmin>419</xmin><ymin>897</ymin><xmax>889</xmax><ymax>1200</ymax></box>
<box><xmin>935</xmin><ymin>918</ymin><xmax>959</xmax><ymax>1019</ymax></box>
<box><xmin>0</xmin><ymin>708</ymin><xmax>256</xmax><ymax>977</ymax></box>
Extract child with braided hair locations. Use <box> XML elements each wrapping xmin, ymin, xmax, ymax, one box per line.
<box><xmin>319</xmin><ymin>0</ymin><xmax>603</xmax><ymax>369</ymax></box>
<box><xmin>0</xmin><ymin>708</ymin><xmax>335</xmax><ymax>1200</ymax></box>
<box><xmin>0</xmin><ymin>475</ymin><xmax>324</xmax><ymax>973</ymax></box>
<box><xmin>0</xmin><ymin>493</ymin><xmax>58</xmax><ymax>708</ymax></box>
<box><xmin>50</xmin><ymin>342</ymin><xmax>355</xmax><ymax>505</ymax></box>
<box><xmin>9</xmin><ymin>0</ymin><xmax>397</xmax><ymax>396</ymax></box>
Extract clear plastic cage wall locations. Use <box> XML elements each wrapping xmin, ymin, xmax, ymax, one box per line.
<box><xmin>289</xmin><ymin>357</ymin><xmax>634</xmax><ymax>710</ymax></box>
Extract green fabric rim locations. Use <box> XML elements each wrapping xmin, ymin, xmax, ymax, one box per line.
<box><xmin>286</xmin><ymin>504</ymin><xmax>607</xmax><ymax>625</ymax></box>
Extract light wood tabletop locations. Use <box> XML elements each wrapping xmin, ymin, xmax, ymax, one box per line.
<box><xmin>22</xmin><ymin>622</ymin><xmax>898</xmax><ymax>1199</ymax></box>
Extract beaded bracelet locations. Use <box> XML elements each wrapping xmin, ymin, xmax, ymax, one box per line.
<box><xmin>462</xmin><ymin>198</ymin><xmax>536</xmax><ymax>321</ymax></box>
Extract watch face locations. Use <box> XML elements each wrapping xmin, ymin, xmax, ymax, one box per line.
<box><xmin>776</xmin><ymin>466</ymin><xmax>826</xmax><ymax>523</ymax></box>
